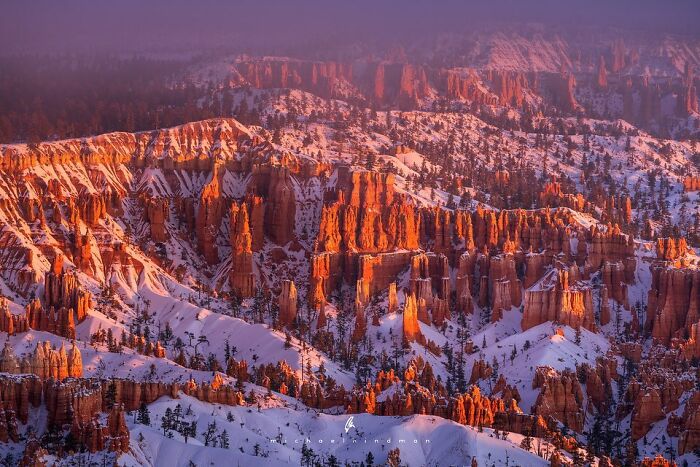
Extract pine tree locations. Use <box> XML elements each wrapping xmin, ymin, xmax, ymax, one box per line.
<box><xmin>219</xmin><ymin>430</ymin><xmax>230</xmax><ymax>449</ymax></box>
<box><xmin>161</xmin><ymin>408</ymin><xmax>173</xmax><ymax>436</ymax></box>
<box><xmin>301</xmin><ymin>442</ymin><xmax>315</xmax><ymax>467</ymax></box>
<box><xmin>202</xmin><ymin>421</ymin><xmax>218</xmax><ymax>446</ymax></box>
<box><xmin>136</xmin><ymin>403</ymin><xmax>151</xmax><ymax>426</ymax></box>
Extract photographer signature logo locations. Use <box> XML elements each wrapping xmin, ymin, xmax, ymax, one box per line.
<box><xmin>344</xmin><ymin>416</ymin><xmax>355</xmax><ymax>433</ymax></box>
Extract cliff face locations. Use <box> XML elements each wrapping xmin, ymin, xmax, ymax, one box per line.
<box><xmin>235</xmin><ymin>60</ymin><xmax>352</xmax><ymax>99</ymax></box>
<box><xmin>646</xmin><ymin>266</ymin><xmax>700</xmax><ymax>344</ymax></box>
<box><xmin>522</xmin><ymin>269</ymin><xmax>595</xmax><ymax>331</ymax></box>
<box><xmin>532</xmin><ymin>367</ymin><xmax>585</xmax><ymax>432</ymax></box>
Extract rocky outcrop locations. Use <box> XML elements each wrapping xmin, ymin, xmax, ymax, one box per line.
<box><xmin>259</xmin><ymin>166</ymin><xmax>296</xmax><ymax>245</ymax></box>
<box><xmin>600</xmin><ymin>261</ymin><xmax>630</xmax><ymax>308</ymax></box>
<box><xmin>488</xmin><ymin>255</ymin><xmax>522</xmax><ymax>321</ymax></box>
<box><xmin>549</xmin><ymin>69</ymin><xmax>578</xmax><ymax>112</ymax></box>
<box><xmin>21</xmin><ymin>341</ymin><xmax>83</xmax><ymax>380</ymax></box>
<box><xmin>229</xmin><ymin>202</ymin><xmax>255</xmax><ymax>297</ymax></box>
<box><xmin>578</xmin><ymin>360</ymin><xmax>615</xmax><ymax>412</ymax></box>
<box><xmin>70</xmin><ymin>404</ymin><xmax>129</xmax><ymax>453</ymax></box>
<box><xmin>235</xmin><ymin>59</ymin><xmax>351</xmax><ymax>99</ymax></box>
<box><xmin>596</xmin><ymin>55</ymin><xmax>608</xmax><ymax>89</ymax></box>
<box><xmin>444</xmin><ymin>69</ymin><xmax>530</xmax><ymax>108</ymax></box>
<box><xmin>278</xmin><ymin>280</ymin><xmax>298</xmax><ymax>327</ymax></box>
<box><xmin>522</xmin><ymin>268</ymin><xmax>595</xmax><ymax>331</ymax></box>
<box><xmin>646</xmin><ymin>266</ymin><xmax>700</xmax><ymax>344</ymax></box>
<box><xmin>40</xmin><ymin>254</ymin><xmax>91</xmax><ymax>337</ymax></box>
<box><xmin>106</xmin><ymin>405</ymin><xmax>130</xmax><ymax>452</ymax></box>
<box><xmin>402</xmin><ymin>293</ymin><xmax>423</xmax><ymax>344</ymax></box>
<box><xmin>683</xmin><ymin>176</ymin><xmax>700</xmax><ymax>192</ymax></box>
<box><xmin>20</xmin><ymin>435</ymin><xmax>47</xmax><ymax>467</ymax></box>
<box><xmin>469</xmin><ymin>359</ymin><xmax>493</xmax><ymax>384</ymax></box>
<box><xmin>532</xmin><ymin>367</ymin><xmax>584</xmax><ymax>432</ymax></box>
<box><xmin>679</xmin><ymin>391</ymin><xmax>700</xmax><ymax>454</ymax></box>
<box><xmin>655</xmin><ymin>237</ymin><xmax>688</xmax><ymax>261</ymax></box>
<box><xmin>0</xmin><ymin>299</ymin><xmax>29</xmax><ymax>335</ymax></box>
<box><xmin>639</xmin><ymin>456</ymin><xmax>677</xmax><ymax>467</ymax></box>
<box><xmin>347</xmin><ymin>374</ymin><xmax>513</xmax><ymax>431</ymax></box>
<box><xmin>196</xmin><ymin>163</ymin><xmax>225</xmax><ymax>264</ymax></box>
<box><xmin>144</xmin><ymin>197</ymin><xmax>169</xmax><ymax>243</ymax></box>
<box><xmin>367</xmin><ymin>62</ymin><xmax>429</xmax><ymax>108</ymax></box>
<box><xmin>585</xmin><ymin>225</ymin><xmax>635</xmax><ymax>282</ymax></box>
<box><xmin>456</xmin><ymin>252</ymin><xmax>475</xmax><ymax>314</ymax></box>
<box><xmin>677</xmin><ymin>64</ymin><xmax>698</xmax><ymax>117</ymax></box>
<box><xmin>0</xmin><ymin>340</ymin><xmax>83</xmax><ymax>382</ymax></box>
<box><xmin>388</xmin><ymin>282</ymin><xmax>398</xmax><ymax>312</ymax></box>
<box><xmin>523</xmin><ymin>252</ymin><xmax>550</xmax><ymax>289</ymax></box>
<box><xmin>631</xmin><ymin>389</ymin><xmax>665</xmax><ymax>440</ymax></box>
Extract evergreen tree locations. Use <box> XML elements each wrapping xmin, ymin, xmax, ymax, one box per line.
<box><xmin>219</xmin><ymin>430</ymin><xmax>230</xmax><ymax>449</ymax></box>
<box><xmin>136</xmin><ymin>403</ymin><xmax>151</xmax><ymax>426</ymax></box>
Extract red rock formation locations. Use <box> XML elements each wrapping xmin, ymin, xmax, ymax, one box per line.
<box><xmin>262</xmin><ymin>167</ymin><xmax>296</xmax><ymax>245</ymax></box>
<box><xmin>456</xmin><ymin>252</ymin><xmax>475</xmax><ymax>314</ymax></box>
<box><xmin>278</xmin><ymin>280</ymin><xmax>298</xmax><ymax>327</ymax></box>
<box><xmin>522</xmin><ymin>269</ymin><xmax>595</xmax><ymax>331</ymax></box>
<box><xmin>677</xmin><ymin>64</ymin><xmax>698</xmax><ymax>117</ymax></box>
<box><xmin>600</xmin><ymin>261</ymin><xmax>630</xmax><ymax>308</ymax></box>
<box><xmin>585</xmin><ymin>225</ymin><xmax>636</xmax><ymax>282</ymax></box>
<box><xmin>0</xmin><ymin>299</ymin><xmax>29</xmax><ymax>335</ymax></box>
<box><xmin>579</xmin><ymin>360</ymin><xmax>615</xmax><ymax>412</ymax></box>
<box><xmin>596</xmin><ymin>55</ymin><xmax>608</xmax><ymax>89</ymax></box>
<box><xmin>388</xmin><ymin>282</ymin><xmax>398</xmax><ymax>313</ymax></box>
<box><xmin>41</xmin><ymin>254</ymin><xmax>90</xmax><ymax>335</ymax></box>
<box><xmin>106</xmin><ymin>405</ymin><xmax>130</xmax><ymax>452</ymax></box>
<box><xmin>523</xmin><ymin>252</ymin><xmax>549</xmax><ymax>289</ymax></box>
<box><xmin>532</xmin><ymin>367</ymin><xmax>584</xmax><ymax>432</ymax></box>
<box><xmin>655</xmin><ymin>237</ymin><xmax>688</xmax><ymax>261</ymax></box>
<box><xmin>646</xmin><ymin>266</ymin><xmax>700</xmax><ymax>344</ymax></box>
<box><xmin>448</xmin><ymin>70</ymin><xmax>492</xmax><ymax>104</ymax></box>
<box><xmin>357</xmin><ymin>253</ymin><xmax>414</xmax><ymax>298</ymax></box>
<box><xmin>639</xmin><ymin>455</ymin><xmax>677</xmax><ymax>467</ymax></box>
<box><xmin>683</xmin><ymin>176</ymin><xmax>700</xmax><ymax>192</ymax></box>
<box><xmin>196</xmin><ymin>163</ymin><xmax>225</xmax><ymax>264</ymax></box>
<box><xmin>679</xmin><ymin>391</ymin><xmax>700</xmax><ymax>454</ymax></box>
<box><xmin>489</xmin><ymin>70</ymin><xmax>529</xmax><ymax>107</ymax></box>
<box><xmin>631</xmin><ymin>388</ymin><xmax>665</xmax><ymax>440</ymax></box>
<box><xmin>609</xmin><ymin>39</ymin><xmax>627</xmax><ymax>73</ymax></box>
<box><xmin>402</xmin><ymin>293</ymin><xmax>423</xmax><ymax>344</ymax></box>
<box><xmin>20</xmin><ymin>435</ymin><xmax>47</xmax><ymax>467</ymax></box>
<box><xmin>145</xmin><ymin>197</ymin><xmax>169</xmax><ymax>242</ymax></box>
<box><xmin>488</xmin><ymin>254</ymin><xmax>522</xmax><ymax>320</ymax></box>
<box><xmin>351</xmin><ymin>298</ymin><xmax>368</xmax><ymax>342</ymax></box>
<box><xmin>599</xmin><ymin>285</ymin><xmax>611</xmax><ymax>326</ymax></box>
<box><xmin>8</xmin><ymin>341</ymin><xmax>84</xmax><ymax>381</ymax></box>
<box><xmin>550</xmin><ymin>69</ymin><xmax>578</xmax><ymax>112</ymax></box>
<box><xmin>469</xmin><ymin>359</ymin><xmax>493</xmax><ymax>384</ymax></box>
<box><xmin>235</xmin><ymin>59</ymin><xmax>351</xmax><ymax>98</ymax></box>
<box><xmin>229</xmin><ymin>202</ymin><xmax>255</xmax><ymax>297</ymax></box>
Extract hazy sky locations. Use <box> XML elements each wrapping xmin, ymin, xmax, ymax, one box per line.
<box><xmin>2</xmin><ymin>0</ymin><xmax>699</xmax><ymax>56</ymax></box>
